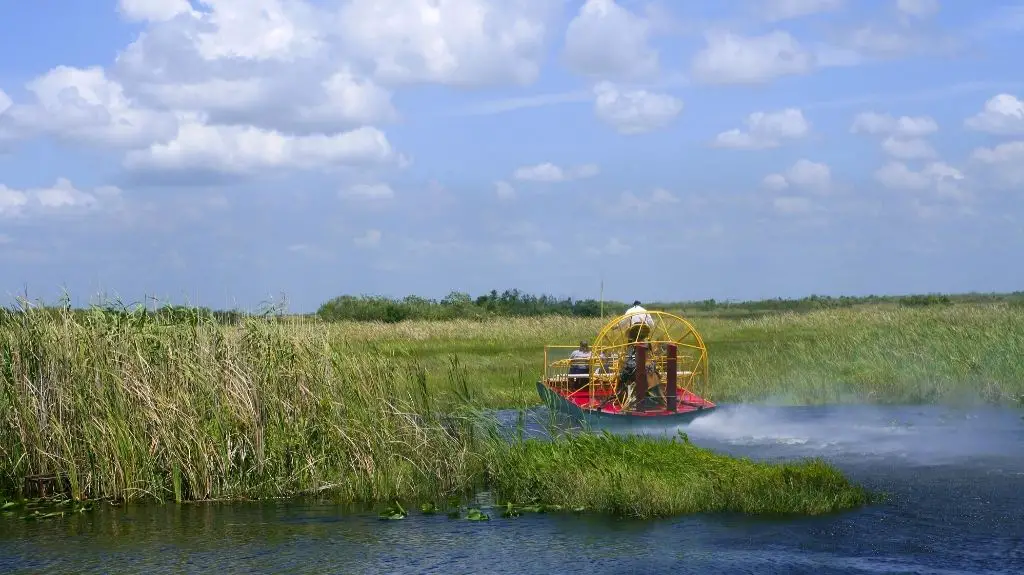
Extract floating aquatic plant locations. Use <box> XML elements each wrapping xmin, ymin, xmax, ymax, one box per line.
<box><xmin>1</xmin><ymin>497</ymin><xmax>95</xmax><ymax>521</ymax></box>
<box><xmin>378</xmin><ymin>501</ymin><xmax>406</xmax><ymax>520</ymax></box>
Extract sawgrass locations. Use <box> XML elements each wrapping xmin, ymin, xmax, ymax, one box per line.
<box><xmin>486</xmin><ymin>431</ymin><xmax>872</xmax><ymax>518</ymax></box>
<box><xmin>0</xmin><ymin>303</ymin><xmax>872</xmax><ymax>518</ymax></box>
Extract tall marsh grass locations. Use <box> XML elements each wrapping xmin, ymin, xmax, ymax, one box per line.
<box><xmin>0</xmin><ymin>303</ymin><xmax>872</xmax><ymax>518</ymax></box>
<box><xmin>305</xmin><ymin>303</ymin><xmax>1024</xmax><ymax>408</ymax></box>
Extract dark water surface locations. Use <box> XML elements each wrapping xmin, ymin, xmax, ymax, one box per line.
<box><xmin>2</xmin><ymin>404</ymin><xmax>1022</xmax><ymax>574</ymax></box>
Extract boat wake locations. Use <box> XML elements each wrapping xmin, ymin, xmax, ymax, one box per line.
<box><xmin>624</xmin><ymin>403</ymin><xmax>1024</xmax><ymax>468</ymax></box>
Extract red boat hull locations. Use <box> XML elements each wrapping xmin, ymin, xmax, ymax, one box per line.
<box><xmin>536</xmin><ymin>380</ymin><xmax>716</xmax><ymax>424</ymax></box>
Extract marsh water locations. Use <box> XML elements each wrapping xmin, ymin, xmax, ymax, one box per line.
<box><xmin>2</xmin><ymin>404</ymin><xmax>1022</xmax><ymax>574</ymax></box>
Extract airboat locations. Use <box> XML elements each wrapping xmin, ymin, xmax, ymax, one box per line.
<box><xmin>536</xmin><ymin>309</ymin><xmax>716</xmax><ymax>424</ymax></box>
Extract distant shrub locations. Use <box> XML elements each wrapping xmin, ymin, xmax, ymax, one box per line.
<box><xmin>898</xmin><ymin>294</ymin><xmax>952</xmax><ymax>307</ymax></box>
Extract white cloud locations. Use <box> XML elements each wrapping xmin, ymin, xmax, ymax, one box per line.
<box><xmin>118</xmin><ymin>0</ymin><xmax>196</xmax><ymax>22</ymax></box>
<box><xmin>354</xmin><ymin>229</ymin><xmax>382</xmax><ymax>247</ymax></box>
<box><xmin>713</xmin><ymin>108</ymin><xmax>810</xmax><ymax>149</ymax></box>
<box><xmin>763</xmin><ymin>159</ymin><xmax>832</xmax><ymax>193</ymax></box>
<box><xmin>850</xmin><ymin>111</ymin><xmax>938</xmax><ymax>137</ymax></box>
<box><xmin>586</xmin><ymin>237</ymin><xmax>629</xmax><ymax>257</ymax></box>
<box><xmin>0</xmin><ymin>89</ymin><xmax>11</xmax><ymax>116</ymax></box>
<box><xmin>881</xmin><ymin>136</ymin><xmax>936</xmax><ymax>160</ymax></box>
<box><xmin>336</xmin><ymin>0</ymin><xmax>554</xmax><ymax>87</ymax></box>
<box><xmin>896</xmin><ymin>0</ymin><xmax>939</xmax><ymax>18</ymax></box>
<box><xmin>340</xmin><ymin>183</ymin><xmax>395</xmax><ymax>201</ymax></box>
<box><xmin>123</xmin><ymin>122</ymin><xmax>400</xmax><ymax>175</ymax></box>
<box><xmin>563</xmin><ymin>0</ymin><xmax>658</xmax><ymax>81</ymax></box>
<box><xmin>592</xmin><ymin>81</ymin><xmax>682</xmax><ymax>135</ymax></box>
<box><xmin>761</xmin><ymin>0</ymin><xmax>844</xmax><ymax>22</ymax></box>
<box><xmin>971</xmin><ymin>141</ymin><xmax>1024</xmax><ymax>187</ymax></box>
<box><xmin>3</xmin><ymin>66</ymin><xmax>178</xmax><ymax>148</ymax></box>
<box><xmin>787</xmin><ymin>159</ymin><xmax>832</xmax><ymax>190</ymax></box>
<box><xmin>691</xmin><ymin>30</ymin><xmax>813</xmax><ymax>85</ymax></box>
<box><xmin>835</xmin><ymin>26</ymin><xmax>922</xmax><ymax>61</ymax></box>
<box><xmin>0</xmin><ymin>178</ymin><xmax>117</xmax><ymax>218</ymax></box>
<box><xmin>773</xmin><ymin>196</ymin><xmax>813</xmax><ymax>214</ymax></box>
<box><xmin>3</xmin><ymin>0</ymin><xmax>557</xmax><ymax>187</ymax></box>
<box><xmin>617</xmin><ymin>187</ymin><xmax>679</xmax><ymax>212</ymax></box>
<box><xmin>0</xmin><ymin>187</ymin><xmax>28</xmax><ymax>217</ymax></box>
<box><xmin>762</xmin><ymin>173</ymin><xmax>789</xmax><ymax>191</ymax></box>
<box><xmin>513</xmin><ymin>162</ymin><xmax>599</xmax><ymax>182</ymax></box>
<box><xmin>850</xmin><ymin>111</ymin><xmax>941</xmax><ymax>161</ymax></box>
<box><xmin>147</xmin><ymin>0</ymin><xmax>326</xmax><ymax>63</ymax></box>
<box><xmin>964</xmin><ymin>94</ymin><xmax>1024</xmax><ymax>135</ymax></box>
<box><xmin>494</xmin><ymin>180</ymin><xmax>516</xmax><ymax>200</ymax></box>
<box><xmin>874</xmin><ymin>161</ymin><xmax>967</xmax><ymax>199</ymax></box>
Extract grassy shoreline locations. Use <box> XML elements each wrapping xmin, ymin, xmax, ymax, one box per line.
<box><xmin>0</xmin><ymin>304</ymin><xmax>877</xmax><ymax>519</ymax></box>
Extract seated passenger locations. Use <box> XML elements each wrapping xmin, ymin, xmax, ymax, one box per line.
<box><xmin>568</xmin><ymin>341</ymin><xmax>591</xmax><ymax>389</ymax></box>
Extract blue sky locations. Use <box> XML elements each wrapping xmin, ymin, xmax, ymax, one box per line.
<box><xmin>1</xmin><ymin>0</ymin><xmax>1024</xmax><ymax>313</ymax></box>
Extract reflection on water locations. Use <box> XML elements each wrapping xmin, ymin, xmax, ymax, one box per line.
<box><xmin>2</xmin><ymin>404</ymin><xmax>1022</xmax><ymax>574</ymax></box>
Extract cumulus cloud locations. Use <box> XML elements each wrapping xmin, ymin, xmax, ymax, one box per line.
<box><xmin>964</xmin><ymin>94</ymin><xmax>1024</xmax><ymax>135</ymax></box>
<box><xmin>586</xmin><ymin>237</ymin><xmax>629</xmax><ymax>257</ymax></box>
<box><xmin>2</xmin><ymin>0</ymin><xmax>570</xmax><ymax>185</ymax></box>
<box><xmin>970</xmin><ymin>141</ymin><xmax>1024</xmax><ymax>187</ymax></box>
<box><xmin>760</xmin><ymin>0</ymin><xmax>844</xmax><ymax>22</ymax></box>
<box><xmin>874</xmin><ymin>161</ymin><xmax>967</xmax><ymax>200</ymax></box>
<box><xmin>118</xmin><ymin>0</ymin><xmax>197</xmax><ymax>22</ymax></box>
<box><xmin>851</xmin><ymin>111</ymin><xmax>940</xmax><ymax>160</ymax></box>
<box><xmin>339</xmin><ymin>183</ymin><xmax>396</xmax><ymax>201</ymax></box>
<box><xmin>123</xmin><ymin>122</ymin><xmax>400</xmax><ymax>176</ymax></box>
<box><xmin>850</xmin><ymin>111</ymin><xmax>938</xmax><ymax>137</ymax></box>
<box><xmin>763</xmin><ymin>159</ymin><xmax>832</xmax><ymax>194</ymax></box>
<box><xmin>616</xmin><ymin>187</ymin><xmax>679</xmax><ymax>212</ymax></box>
<box><xmin>896</xmin><ymin>0</ymin><xmax>939</xmax><ymax>18</ymax></box>
<box><xmin>762</xmin><ymin>159</ymin><xmax>831</xmax><ymax>216</ymax></box>
<box><xmin>881</xmin><ymin>135</ymin><xmax>936</xmax><ymax>160</ymax></box>
<box><xmin>0</xmin><ymin>178</ymin><xmax>120</xmax><ymax>218</ymax></box>
<box><xmin>563</xmin><ymin>0</ymin><xmax>659</xmax><ymax>81</ymax></box>
<box><xmin>713</xmin><ymin>108</ymin><xmax>810</xmax><ymax>149</ymax></box>
<box><xmin>762</xmin><ymin>173</ymin><xmax>789</xmax><ymax>191</ymax></box>
<box><xmin>494</xmin><ymin>180</ymin><xmax>516</xmax><ymax>200</ymax></box>
<box><xmin>513</xmin><ymin>162</ymin><xmax>599</xmax><ymax>182</ymax></box>
<box><xmin>691</xmin><ymin>30</ymin><xmax>814</xmax><ymax>84</ymax></box>
<box><xmin>772</xmin><ymin>196</ymin><xmax>813</xmax><ymax>214</ymax></box>
<box><xmin>592</xmin><ymin>82</ymin><xmax>682</xmax><ymax>135</ymax></box>
<box><xmin>2</xmin><ymin>66</ymin><xmax>178</xmax><ymax>148</ymax></box>
<box><xmin>336</xmin><ymin>0</ymin><xmax>554</xmax><ymax>87</ymax></box>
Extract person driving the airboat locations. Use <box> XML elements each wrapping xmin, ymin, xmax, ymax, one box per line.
<box><xmin>619</xmin><ymin>300</ymin><xmax>655</xmax><ymax>342</ymax></box>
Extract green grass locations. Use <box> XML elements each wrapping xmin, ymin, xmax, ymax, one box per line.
<box><xmin>486</xmin><ymin>431</ymin><xmax>873</xmax><ymax>518</ymax></box>
<box><xmin>310</xmin><ymin>302</ymin><xmax>1024</xmax><ymax>409</ymax></box>
<box><xmin>0</xmin><ymin>303</ymin><xmax>875</xmax><ymax>519</ymax></box>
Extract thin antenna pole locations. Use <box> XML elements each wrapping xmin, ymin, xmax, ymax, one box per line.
<box><xmin>600</xmin><ymin>277</ymin><xmax>604</xmax><ymax>319</ymax></box>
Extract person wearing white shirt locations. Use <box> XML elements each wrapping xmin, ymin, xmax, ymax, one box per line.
<box><xmin>568</xmin><ymin>341</ymin><xmax>591</xmax><ymax>389</ymax></box>
<box><xmin>621</xmin><ymin>300</ymin><xmax>654</xmax><ymax>342</ymax></box>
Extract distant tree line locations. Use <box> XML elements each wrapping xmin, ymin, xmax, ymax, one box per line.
<box><xmin>315</xmin><ymin>289</ymin><xmax>613</xmax><ymax>323</ymax></box>
<box><xmin>3</xmin><ymin>289</ymin><xmax>1022</xmax><ymax>326</ymax></box>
